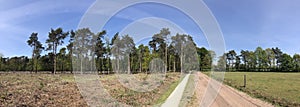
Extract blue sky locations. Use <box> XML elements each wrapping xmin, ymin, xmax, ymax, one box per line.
<box><xmin>0</xmin><ymin>0</ymin><xmax>300</xmax><ymax>57</ymax></box>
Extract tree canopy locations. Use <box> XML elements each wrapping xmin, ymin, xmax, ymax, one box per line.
<box><xmin>0</xmin><ymin>27</ymin><xmax>298</xmax><ymax>73</ymax></box>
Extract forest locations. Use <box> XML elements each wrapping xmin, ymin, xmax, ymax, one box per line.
<box><xmin>0</xmin><ymin>27</ymin><xmax>299</xmax><ymax>73</ymax></box>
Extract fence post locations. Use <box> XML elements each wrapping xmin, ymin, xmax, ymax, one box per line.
<box><xmin>244</xmin><ymin>74</ymin><xmax>246</xmax><ymax>88</ymax></box>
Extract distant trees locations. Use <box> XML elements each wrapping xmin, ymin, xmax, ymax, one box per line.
<box><xmin>0</xmin><ymin>56</ymin><xmax>30</xmax><ymax>71</ymax></box>
<box><xmin>217</xmin><ymin>47</ymin><xmax>300</xmax><ymax>72</ymax></box>
<box><xmin>0</xmin><ymin>53</ymin><xmax>3</xmax><ymax>70</ymax></box>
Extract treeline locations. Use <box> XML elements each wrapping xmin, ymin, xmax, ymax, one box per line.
<box><xmin>218</xmin><ymin>47</ymin><xmax>300</xmax><ymax>72</ymax></box>
<box><xmin>0</xmin><ymin>27</ymin><xmax>299</xmax><ymax>73</ymax></box>
<box><xmin>0</xmin><ymin>28</ymin><xmax>213</xmax><ymax>73</ymax></box>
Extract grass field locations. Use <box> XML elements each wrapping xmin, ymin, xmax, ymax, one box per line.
<box><xmin>205</xmin><ymin>72</ymin><xmax>300</xmax><ymax>107</ymax></box>
<box><xmin>0</xmin><ymin>72</ymin><xmax>181</xmax><ymax>106</ymax></box>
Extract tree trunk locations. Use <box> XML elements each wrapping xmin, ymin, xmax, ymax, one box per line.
<box><xmin>117</xmin><ymin>50</ymin><xmax>120</xmax><ymax>73</ymax></box>
<box><xmin>101</xmin><ymin>57</ymin><xmax>104</xmax><ymax>74</ymax></box>
<box><xmin>70</xmin><ymin>55</ymin><xmax>73</xmax><ymax>74</ymax></box>
<box><xmin>80</xmin><ymin>55</ymin><xmax>83</xmax><ymax>74</ymax></box>
<box><xmin>139</xmin><ymin>55</ymin><xmax>142</xmax><ymax>73</ymax></box>
<box><xmin>31</xmin><ymin>48</ymin><xmax>34</xmax><ymax>73</ymax></box>
<box><xmin>53</xmin><ymin>43</ymin><xmax>57</xmax><ymax>74</ymax></box>
<box><xmin>35</xmin><ymin>58</ymin><xmax>38</xmax><ymax>73</ymax></box>
<box><xmin>127</xmin><ymin>54</ymin><xmax>130</xmax><ymax>74</ymax></box>
<box><xmin>91</xmin><ymin>55</ymin><xmax>94</xmax><ymax>72</ymax></box>
<box><xmin>62</xmin><ymin>59</ymin><xmax>64</xmax><ymax>73</ymax></box>
<box><xmin>173</xmin><ymin>60</ymin><xmax>176</xmax><ymax>72</ymax></box>
<box><xmin>180</xmin><ymin>45</ymin><xmax>184</xmax><ymax>73</ymax></box>
<box><xmin>165</xmin><ymin>45</ymin><xmax>168</xmax><ymax>73</ymax></box>
<box><xmin>180</xmin><ymin>53</ymin><xmax>183</xmax><ymax>73</ymax></box>
<box><xmin>107</xmin><ymin>56</ymin><xmax>110</xmax><ymax>74</ymax></box>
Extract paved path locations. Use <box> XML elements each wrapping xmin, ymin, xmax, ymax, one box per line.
<box><xmin>161</xmin><ymin>74</ymin><xmax>190</xmax><ymax>107</ymax></box>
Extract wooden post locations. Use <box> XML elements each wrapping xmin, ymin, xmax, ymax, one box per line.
<box><xmin>244</xmin><ymin>75</ymin><xmax>246</xmax><ymax>88</ymax></box>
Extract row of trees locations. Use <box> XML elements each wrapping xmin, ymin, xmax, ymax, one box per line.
<box><xmin>218</xmin><ymin>47</ymin><xmax>300</xmax><ymax>72</ymax></box>
<box><xmin>0</xmin><ymin>28</ymin><xmax>214</xmax><ymax>73</ymax></box>
<box><xmin>0</xmin><ymin>27</ymin><xmax>299</xmax><ymax>73</ymax></box>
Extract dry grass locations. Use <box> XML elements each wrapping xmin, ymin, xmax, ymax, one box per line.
<box><xmin>0</xmin><ymin>72</ymin><xmax>181</xmax><ymax>106</ymax></box>
<box><xmin>99</xmin><ymin>72</ymin><xmax>181</xmax><ymax>106</ymax></box>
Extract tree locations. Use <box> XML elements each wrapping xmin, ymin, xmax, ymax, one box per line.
<box><xmin>149</xmin><ymin>28</ymin><xmax>170</xmax><ymax>72</ymax></box>
<box><xmin>142</xmin><ymin>46</ymin><xmax>151</xmax><ymax>72</ymax></box>
<box><xmin>279</xmin><ymin>53</ymin><xmax>293</xmax><ymax>71</ymax></box>
<box><xmin>255</xmin><ymin>47</ymin><xmax>268</xmax><ymax>71</ymax></box>
<box><xmin>240</xmin><ymin>50</ymin><xmax>250</xmax><ymax>71</ymax></box>
<box><xmin>104</xmin><ymin>36</ymin><xmax>112</xmax><ymax>74</ymax></box>
<box><xmin>272</xmin><ymin>47</ymin><xmax>283</xmax><ymax>70</ymax></box>
<box><xmin>73</xmin><ymin>28</ymin><xmax>94</xmax><ymax>73</ymax></box>
<box><xmin>216</xmin><ymin>54</ymin><xmax>226</xmax><ymax>71</ymax></box>
<box><xmin>248</xmin><ymin>51</ymin><xmax>257</xmax><ymax>71</ymax></box>
<box><xmin>27</xmin><ymin>32</ymin><xmax>44</xmax><ymax>73</ymax></box>
<box><xmin>57</xmin><ymin>48</ymin><xmax>67</xmax><ymax>72</ymax></box>
<box><xmin>171</xmin><ymin>34</ymin><xmax>198</xmax><ymax>72</ymax></box>
<box><xmin>182</xmin><ymin>37</ymin><xmax>199</xmax><ymax>72</ymax></box>
<box><xmin>235</xmin><ymin>55</ymin><xmax>241</xmax><ymax>70</ymax></box>
<box><xmin>197</xmin><ymin>47</ymin><xmax>212</xmax><ymax>71</ymax></box>
<box><xmin>122</xmin><ymin>35</ymin><xmax>135</xmax><ymax>74</ymax></box>
<box><xmin>168</xmin><ymin>45</ymin><xmax>176</xmax><ymax>72</ymax></box>
<box><xmin>111</xmin><ymin>33</ymin><xmax>122</xmax><ymax>73</ymax></box>
<box><xmin>94</xmin><ymin>30</ymin><xmax>107</xmax><ymax>73</ymax></box>
<box><xmin>265</xmin><ymin>48</ymin><xmax>275</xmax><ymax>70</ymax></box>
<box><xmin>226</xmin><ymin>50</ymin><xmax>236</xmax><ymax>71</ymax></box>
<box><xmin>171</xmin><ymin>34</ymin><xmax>185</xmax><ymax>72</ymax></box>
<box><xmin>67</xmin><ymin>30</ymin><xmax>75</xmax><ymax>73</ymax></box>
<box><xmin>293</xmin><ymin>54</ymin><xmax>300</xmax><ymax>72</ymax></box>
<box><xmin>46</xmin><ymin>28</ymin><xmax>69</xmax><ymax>74</ymax></box>
<box><xmin>137</xmin><ymin>44</ymin><xmax>145</xmax><ymax>73</ymax></box>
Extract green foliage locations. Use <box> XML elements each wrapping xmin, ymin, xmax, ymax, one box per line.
<box><xmin>27</xmin><ymin>33</ymin><xmax>44</xmax><ymax>73</ymax></box>
<box><xmin>46</xmin><ymin>28</ymin><xmax>69</xmax><ymax>74</ymax></box>
<box><xmin>197</xmin><ymin>47</ymin><xmax>213</xmax><ymax>71</ymax></box>
<box><xmin>1</xmin><ymin>27</ymin><xmax>299</xmax><ymax>73</ymax></box>
<box><xmin>218</xmin><ymin>47</ymin><xmax>299</xmax><ymax>72</ymax></box>
<box><xmin>279</xmin><ymin>53</ymin><xmax>294</xmax><ymax>71</ymax></box>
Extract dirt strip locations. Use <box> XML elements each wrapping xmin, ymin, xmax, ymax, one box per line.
<box><xmin>191</xmin><ymin>72</ymin><xmax>274</xmax><ymax>107</ymax></box>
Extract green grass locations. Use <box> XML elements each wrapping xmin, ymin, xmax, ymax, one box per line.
<box><xmin>205</xmin><ymin>72</ymin><xmax>300</xmax><ymax>107</ymax></box>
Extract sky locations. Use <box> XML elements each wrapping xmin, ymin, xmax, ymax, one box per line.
<box><xmin>0</xmin><ymin>0</ymin><xmax>300</xmax><ymax>57</ymax></box>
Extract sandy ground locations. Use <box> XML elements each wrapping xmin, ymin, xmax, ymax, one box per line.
<box><xmin>191</xmin><ymin>72</ymin><xmax>274</xmax><ymax>107</ymax></box>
